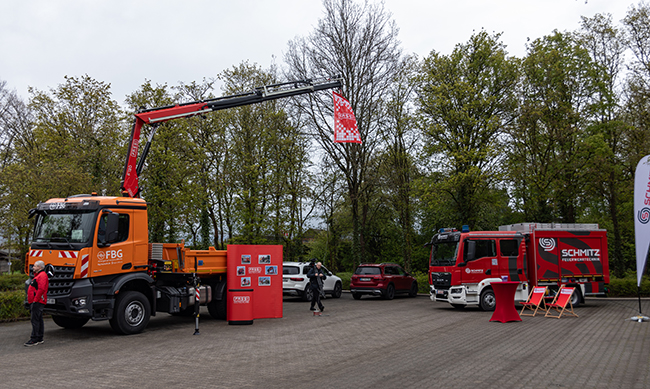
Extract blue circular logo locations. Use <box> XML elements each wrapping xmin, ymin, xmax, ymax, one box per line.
<box><xmin>639</xmin><ymin>207</ymin><xmax>650</xmax><ymax>224</ymax></box>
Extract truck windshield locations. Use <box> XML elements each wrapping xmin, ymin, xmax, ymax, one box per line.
<box><xmin>430</xmin><ymin>241</ymin><xmax>459</xmax><ymax>266</ymax></box>
<box><xmin>34</xmin><ymin>212</ymin><xmax>96</xmax><ymax>244</ymax></box>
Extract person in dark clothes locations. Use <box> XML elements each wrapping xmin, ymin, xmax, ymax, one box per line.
<box><xmin>307</xmin><ymin>261</ymin><xmax>327</xmax><ymax>312</ymax></box>
<box><xmin>25</xmin><ymin>260</ymin><xmax>48</xmax><ymax>347</ymax></box>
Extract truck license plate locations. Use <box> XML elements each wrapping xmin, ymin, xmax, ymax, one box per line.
<box><xmin>47</xmin><ymin>298</ymin><xmax>55</xmax><ymax>305</ymax></box>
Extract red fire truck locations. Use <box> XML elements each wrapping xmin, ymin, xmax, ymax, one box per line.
<box><xmin>428</xmin><ymin>223</ymin><xmax>609</xmax><ymax>310</ymax></box>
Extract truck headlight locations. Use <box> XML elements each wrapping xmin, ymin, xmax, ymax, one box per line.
<box><xmin>72</xmin><ymin>296</ymin><xmax>88</xmax><ymax>308</ymax></box>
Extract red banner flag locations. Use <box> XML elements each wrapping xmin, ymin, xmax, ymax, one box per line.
<box><xmin>333</xmin><ymin>91</ymin><xmax>361</xmax><ymax>144</ymax></box>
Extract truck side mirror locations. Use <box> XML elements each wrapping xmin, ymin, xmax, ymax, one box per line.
<box><xmin>465</xmin><ymin>240</ymin><xmax>476</xmax><ymax>263</ymax></box>
<box><xmin>98</xmin><ymin>212</ymin><xmax>120</xmax><ymax>247</ymax></box>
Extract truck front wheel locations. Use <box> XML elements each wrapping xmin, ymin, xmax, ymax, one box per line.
<box><xmin>479</xmin><ymin>288</ymin><xmax>496</xmax><ymax>311</ymax></box>
<box><xmin>51</xmin><ymin>315</ymin><xmax>89</xmax><ymax>329</ymax></box>
<box><xmin>109</xmin><ymin>291</ymin><xmax>151</xmax><ymax>335</ymax></box>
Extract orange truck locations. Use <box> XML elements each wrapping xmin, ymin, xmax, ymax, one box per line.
<box><xmin>25</xmin><ymin>77</ymin><xmax>342</xmax><ymax>334</ymax></box>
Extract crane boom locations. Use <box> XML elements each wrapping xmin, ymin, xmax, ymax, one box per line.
<box><xmin>121</xmin><ymin>77</ymin><xmax>342</xmax><ymax>197</ymax></box>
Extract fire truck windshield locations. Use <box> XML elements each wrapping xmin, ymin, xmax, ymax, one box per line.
<box><xmin>33</xmin><ymin>211</ymin><xmax>96</xmax><ymax>245</ymax></box>
<box><xmin>430</xmin><ymin>241</ymin><xmax>459</xmax><ymax>266</ymax></box>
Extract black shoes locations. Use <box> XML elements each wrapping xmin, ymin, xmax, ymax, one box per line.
<box><xmin>24</xmin><ymin>339</ymin><xmax>43</xmax><ymax>347</ymax></box>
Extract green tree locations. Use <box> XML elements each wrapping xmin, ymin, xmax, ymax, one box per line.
<box><xmin>509</xmin><ymin>31</ymin><xmax>601</xmax><ymax>223</ymax></box>
<box><xmin>124</xmin><ymin>80</ymin><xmax>193</xmax><ymax>243</ymax></box>
<box><xmin>0</xmin><ymin>76</ymin><xmax>125</xmax><ymax>268</ymax></box>
<box><xmin>379</xmin><ymin>54</ymin><xmax>421</xmax><ymax>272</ymax></box>
<box><xmin>417</xmin><ymin>31</ymin><xmax>518</xmax><ymax>230</ymax></box>
<box><xmin>577</xmin><ymin>13</ymin><xmax>632</xmax><ymax>276</ymax></box>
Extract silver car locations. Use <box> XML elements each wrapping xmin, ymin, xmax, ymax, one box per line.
<box><xmin>282</xmin><ymin>262</ymin><xmax>343</xmax><ymax>301</ymax></box>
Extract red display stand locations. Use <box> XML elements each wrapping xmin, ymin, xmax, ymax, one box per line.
<box><xmin>489</xmin><ymin>281</ymin><xmax>522</xmax><ymax>323</ymax></box>
<box><xmin>226</xmin><ymin>245</ymin><xmax>283</xmax><ymax>321</ymax></box>
<box><xmin>227</xmin><ymin>288</ymin><xmax>254</xmax><ymax>325</ymax></box>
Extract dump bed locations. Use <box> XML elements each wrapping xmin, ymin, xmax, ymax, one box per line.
<box><xmin>150</xmin><ymin>243</ymin><xmax>227</xmax><ymax>275</ymax></box>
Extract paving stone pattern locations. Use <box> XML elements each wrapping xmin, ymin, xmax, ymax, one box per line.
<box><xmin>1</xmin><ymin>295</ymin><xmax>648</xmax><ymax>388</ymax></box>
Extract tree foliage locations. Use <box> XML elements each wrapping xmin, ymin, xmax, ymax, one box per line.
<box><xmin>1</xmin><ymin>1</ymin><xmax>649</xmax><ymax>277</ymax></box>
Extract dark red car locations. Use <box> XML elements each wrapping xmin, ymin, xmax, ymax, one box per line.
<box><xmin>350</xmin><ymin>263</ymin><xmax>418</xmax><ymax>300</ymax></box>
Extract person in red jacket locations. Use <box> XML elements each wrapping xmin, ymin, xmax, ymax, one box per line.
<box><xmin>25</xmin><ymin>260</ymin><xmax>48</xmax><ymax>347</ymax></box>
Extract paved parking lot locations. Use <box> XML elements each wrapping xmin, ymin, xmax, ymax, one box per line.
<box><xmin>1</xmin><ymin>294</ymin><xmax>649</xmax><ymax>388</ymax></box>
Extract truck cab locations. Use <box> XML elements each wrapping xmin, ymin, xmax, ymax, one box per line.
<box><xmin>428</xmin><ymin>227</ymin><xmax>529</xmax><ymax>310</ymax></box>
<box><xmin>26</xmin><ymin>194</ymin><xmax>227</xmax><ymax>334</ymax></box>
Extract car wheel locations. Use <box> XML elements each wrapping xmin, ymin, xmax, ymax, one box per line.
<box><xmin>479</xmin><ymin>288</ymin><xmax>496</xmax><ymax>311</ymax></box>
<box><xmin>383</xmin><ymin>284</ymin><xmax>395</xmax><ymax>300</ymax></box>
<box><xmin>301</xmin><ymin>284</ymin><xmax>313</xmax><ymax>302</ymax></box>
<box><xmin>408</xmin><ymin>281</ymin><xmax>418</xmax><ymax>297</ymax></box>
<box><xmin>332</xmin><ymin>282</ymin><xmax>342</xmax><ymax>298</ymax></box>
<box><xmin>51</xmin><ymin>315</ymin><xmax>89</xmax><ymax>329</ymax></box>
<box><xmin>109</xmin><ymin>291</ymin><xmax>151</xmax><ymax>335</ymax></box>
<box><xmin>352</xmin><ymin>293</ymin><xmax>362</xmax><ymax>300</ymax></box>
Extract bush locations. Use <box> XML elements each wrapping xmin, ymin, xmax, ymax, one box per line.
<box><xmin>0</xmin><ymin>290</ymin><xmax>29</xmax><ymax>321</ymax></box>
<box><xmin>0</xmin><ymin>273</ymin><xmax>29</xmax><ymax>292</ymax></box>
<box><xmin>336</xmin><ymin>272</ymin><xmax>352</xmax><ymax>290</ymax></box>
<box><xmin>412</xmin><ymin>271</ymin><xmax>430</xmax><ymax>294</ymax></box>
<box><xmin>607</xmin><ymin>275</ymin><xmax>650</xmax><ymax>297</ymax></box>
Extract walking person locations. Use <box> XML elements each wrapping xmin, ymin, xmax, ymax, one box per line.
<box><xmin>25</xmin><ymin>260</ymin><xmax>48</xmax><ymax>347</ymax></box>
<box><xmin>308</xmin><ymin>261</ymin><xmax>327</xmax><ymax>312</ymax></box>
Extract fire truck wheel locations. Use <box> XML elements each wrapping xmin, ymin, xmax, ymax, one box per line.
<box><xmin>207</xmin><ymin>296</ymin><xmax>226</xmax><ymax>320</ymax></box>
<box><xmin>110</xmin><ymin>291</ymin><xmax>151</xmax><ymax>335</ymax></box>
<box><xmin>479</xmin><ymin>288</ymin><xmax>496</xmax><ymax>311</ymax></box>
<box><xmin>569</xmin><ymin>287</ymin><xmax>582</xmax><ymax>307</ymax></box>
<box><xmin>332</xmin><ymin>282</ymin><xmax>342</xmax><ymax>298</ymax></box>
<box><xmin>383</xmin><ymin>284</ymin><xmax>395</xmax><ymax>300</ymax></box>
<box><xmin>302</xmin><ymin>284</ymin><xmax>313</xmax><ymax>302</ymax></box>
<box><xmin>51</xmin><ymin>315</ymin><xmax>89</xmax><ymax>329</ymax></box>
<box><xmin>409</xmin><ymin>282</ymin><xmax>418</xmax><ymax>297</ymax></box>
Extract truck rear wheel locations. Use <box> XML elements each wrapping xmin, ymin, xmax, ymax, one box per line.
<box><xmin>207</xmin><ymin>296</ymin><xmax>227</xmax><ymax>320</ymax></box>
<box><xmin>109</xmin><ymin>291</ymin><xmax>151</xmax><ymax>335</ymax></box>
<box><xmin>51</xmin><ymin>315</ymin><xmax>89</xmax><ymax>329</ymax></box>
<box><xmin>479</xmin><ymin>288</ymin><xmax>496</xmax><ymax>311</ymax></box>
<box><xmin>569</xmin><ymin>287</ymin><xmax>582</xmax><ymax>307</ymax></box>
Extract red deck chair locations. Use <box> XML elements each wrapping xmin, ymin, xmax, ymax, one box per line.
<box><xmin>519</xmin><ymin>286</ymin><xmax>548</xmax><ymax>316</ymax></box>
<box><xmin>545</xmin><ymin>287</ymin><xmax>578</xmax><ymax>318</ymax></box>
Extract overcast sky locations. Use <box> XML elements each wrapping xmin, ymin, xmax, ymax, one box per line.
<box><xmin>0</xmin><ymin>0</ymin><xmax>637</xmax><ymax>105</ymax></box>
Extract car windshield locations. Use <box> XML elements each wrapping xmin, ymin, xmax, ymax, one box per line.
<box><xmin>355</xmin><ymin>267</ymin><xmax>381</xmax><ymax>275</ymax></box>
<box><xmin>430</xmin><ymin>241</ymin><xmax>459</xmax><ymax>266</ymax></box>
<box><xmin>34</xmin><ymin>211</ymin><xmax>96</xmax><ymax>244</ymax></box>
<box><xmin>283</xmin><ymin>266</ymin><xmax>300</xmax><ymax>275</ymax></box>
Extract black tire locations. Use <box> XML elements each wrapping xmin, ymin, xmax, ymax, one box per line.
<box><xmin>301</xmin><ymin>284</ymin><xmax>313</xmax><ymax>302</ymax></box>
<box><xmin>51</xmin><ymin>315</ymin><xmax>89</xmax><ymax>329</ymax></box>
<box><xmin>332</xmin><ymin>282</ymin><xmax>342</xmax><ymax>298</ymax></box>
<box><xmin>207</xmin><ymin>296</ymin><xmax>227</xmax><ymax>320</ymax></box>
<box><xmin>409</xmin><ymin>281</ymin><xmax>418</xmax><ymax>298</ymax></box>
<box><xmin>352</xmin><ymin>293</ymin><xmax>362</xmax><ymax>300</ymax></box>
<box><xmin>451</xmin><ymin>304</ymin><xmax>465</xmax><ymax>309</ymax></box>
<box><xmin>109</xmin><ymin>291</ymin><xmax>151</xmax><ymax>335</ymax></box>
<box><xmin>383</xmin><ymin>284</ymin><xmax>395</xmax><ymax>300</ymax></box>
<box><xmin>569</xmin><ymin>286</ymin><xmax>582</xmax><ymax>307</ymax></box>
<box><xmin>479</xmin><ymin>288</ymin><xmax>496</xmax><ymax>311</ymax></box>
